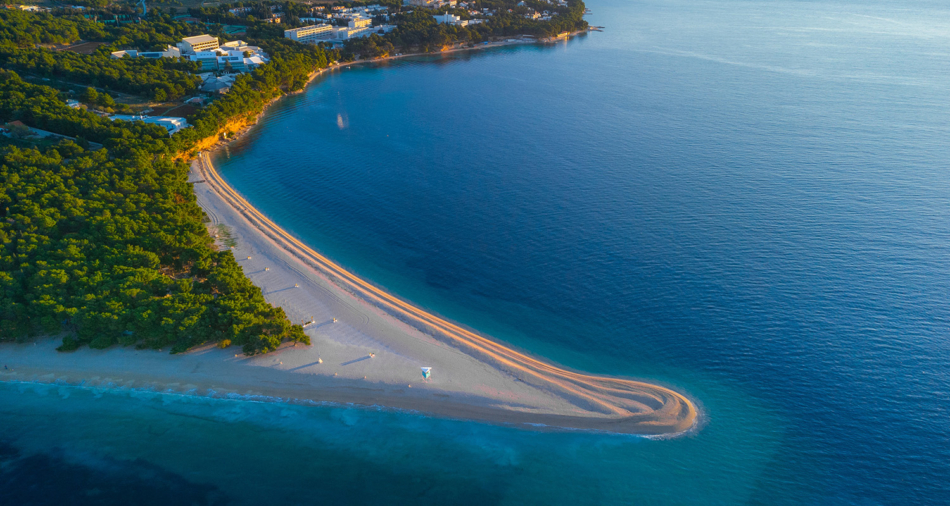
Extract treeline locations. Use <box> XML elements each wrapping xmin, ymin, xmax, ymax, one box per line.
<box><xmin>78</xmin><ymin>86</ymin><xmax>124</xmax><ymax>112</ymax></box>
<box><xmin>0</xmin><ymin>9</ymin><xmax>209</xmax><ymax>53</ymax></box>
<box><xmin>61</xmin><ymin>0</ymin><xmax>112</xmax><ymax>8</ymax></box>
<box><xmin>104</xmin><ymin>14</ymin><xmax>204</xmax><ymax>52</ymax></box>
<box><xmin>0</xmin><ymin>10</ymin><xmax>342</xmax><ymax>355</ymax></box>
<box><xmin>188</xmin><ymin>1</ymin><xmax>313</xmax><ymax>26</ymax></box>
<box><xmin>0</xmin><ymin>16</ymin><xmax>341</xmax><ymax>354</ymax></box>
<box><xmin>0</xmin><ymin>71</ymin><xmax>308</xmax><ymax>354</ymax></box>
<box><xmin>0</xmin><ymin>9</ymin><xmax>187</xmax><ymax>50</ymax></box>
<box><xmin>0</xmin><ymin>75</ymin><xmax>163</xmax><ymax>148</ymax></box>
<box><xmin>0</xmin><ymin>9</ymin><xmax>104</xmax><ymax>46</ymax></box>
<box><xmin>0</xmin><ymin>10</ymin><xmax>207</xmax><ymax>100</ymax></box>
<box><xmin>0</xmin><ymin>43</ymin><xmax>201</xmax><ymax>100</ymax></box>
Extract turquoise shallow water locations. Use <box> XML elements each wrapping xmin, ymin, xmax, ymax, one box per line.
<box><xmin>0</xmin><ymin>381</ymin><xmax>777</xmax><ymax>505</ymax></box>
<box><xmin>4</xmin><ymin>0</ymin><xmax>950</xmax><ymax>503</ymax></box>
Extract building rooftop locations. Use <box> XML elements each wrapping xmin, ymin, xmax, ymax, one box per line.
<box><xmin>110</xmin><ymin>115</ymin><xmax>190</xmax><ymax>135</ymax></box>
<box><xmin>181</xmin><ymin>34</ymin><xmax>218</xmax><ymax>44</ymax></box>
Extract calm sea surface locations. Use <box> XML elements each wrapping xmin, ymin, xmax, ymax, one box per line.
<box><xmin>4</xmin><ymin>0</ymin><xmax>949</xmax><ymax>503</ymax></box>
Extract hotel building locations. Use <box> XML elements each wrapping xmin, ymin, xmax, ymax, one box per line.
<box><xmin>284</xmin><ymin>24</ymin><xmax>334</xmax><ymax>43</ymax></box>
<box><xmin>177</xmin><ymin>34</ymin><xmax>220</xmax><ymax>53</ymax></box>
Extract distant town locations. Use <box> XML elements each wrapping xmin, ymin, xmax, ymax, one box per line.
<box><xmin>1</xmin><ymin>0</ymin><xmax>589</xmax><ymax>140</ymax></box>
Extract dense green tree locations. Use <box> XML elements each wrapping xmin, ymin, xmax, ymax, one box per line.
<box><xmin>80</xmin><ymin>86</ymin><xmax>98</xmax><ymax>103</ymax></box>
<box><xmin>0</xmin><ymin>44</ymin><xmax>201</xmax><ymax>100</ymax></box>
<box><xmin>97</xmin><ymin>91</ymin><xmax>115</xmax><ymax>108</ymax></box>
<box><xmin>0</xmin><ymin>69</ymin><xmax>309</xmax><ymax>355</ymax></box>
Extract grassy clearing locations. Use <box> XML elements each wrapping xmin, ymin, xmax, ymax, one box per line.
<box><xmin>213</xmin><ymin>223</ymin><xmax>237</xmax><ymax>248</ymax></box>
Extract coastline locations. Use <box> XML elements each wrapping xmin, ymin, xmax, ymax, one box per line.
<box><xmin>198</xmin><ymin>30</ymin><xmax>592</xmax><ymax>151</ymax></box>
<box><xmin>0</xmin><ymin>29</ymin><xmax>697</xmax><ymax>436</ymax></box>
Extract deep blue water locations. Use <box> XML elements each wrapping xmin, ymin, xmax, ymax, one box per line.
<box><xmin>4</xmin><ymin>0</ymin><xmax>950</xmax><ymax>503</ymax></box>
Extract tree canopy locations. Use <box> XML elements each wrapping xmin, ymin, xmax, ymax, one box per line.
<box><xmin>0</xmin><ymin>71</ymin><xmax>307</xmax><ymax>354</ymax></box>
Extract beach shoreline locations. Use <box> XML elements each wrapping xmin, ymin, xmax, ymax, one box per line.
<box><xmin>181</xmin><ymin>147</ymin><xmax>698</xmax><ymax>435</ymax></box>
<box><xmin>0</xmin><ymin>28</ymin><xmax>698</xmax><ymax>436</ymax></box>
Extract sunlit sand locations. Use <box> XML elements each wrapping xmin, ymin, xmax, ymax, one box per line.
<box><xmin>189</xmin><ymin>152</ymin><xmax>697</xmax><ymax>434</ymax></box>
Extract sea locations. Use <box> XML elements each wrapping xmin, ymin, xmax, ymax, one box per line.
<box><xmin>3</xmin><ymin>0</ymin><xmax>949</xmax><ymax>504</ymax></box>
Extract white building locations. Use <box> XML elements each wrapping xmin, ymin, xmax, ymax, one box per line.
<box><xmin>141</xmin><ymin>45</ymin><xmax>181</xmax><ymax>58</ymax></box>
<box><xmin>177</xmin><ymin>34</ymin><xmax>219</xmax><ymax>54</ymax></box>
<box><xmin>111</xmin><ymin>45</ymin><xmax>181</xmax><ymax>59</ymax></box>
<box><xmin>285</xmin><ymin>24</ymin><xmax>334</xmax><ymax>43</ymax></box>
<box><xmin>332</xmin><ymin>26</ymin><xmax>373</xmax><ymax>40</ymax></box>
<box><xmin>434</xmin><ymin>13</ymin><xmax>483</xmax><ymax>26</ymax></box>
<box><xmin>434</xmin><ymin>13</ymin><xmax>461</xmax><ymax>24</ymax></box>
<box><xmin>188</xmin><ymin>50</ymin><xmax>220</xmax><ymax>70</ymax></box>
<box><xmin>110</xmin><ymin>49</ymin><xmax>138</xmax><ymax>59</ymax></box>
<box><xmin>348</xmin><ymin>16</ymin><xmax>372</xmax><ymax>28</ymax></box>
<box><xmin>183</xmin><ymin>41</ymin><xmax>268</xmax><ymax>72</ymax></box>
<box><xmin>331</xmin><ymin>24</ymin><xmax>394</xmax><ymax>40</ymax></box>
<box><xmin>110</xmin><ymin>115</ymin><xmax>190</xmax><ymax>136</ymax></box>
<box><xmin>221</xmin><ymin>40</ymin><xmax>264</xmax><ymax>54</ymax></box>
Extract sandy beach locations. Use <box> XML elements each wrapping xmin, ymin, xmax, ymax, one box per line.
<box><xmin>0</xmin><ymin>148</ymin><xmax>695</xmax><ymax>436</ymax></box>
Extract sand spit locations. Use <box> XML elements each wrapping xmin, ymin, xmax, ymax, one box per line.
<box><xmin>184</xmin><ymin>153</ymin><xmax>696</xmax><ymax>435</ymax></box>
<box><xmin>0</xmin><ymin>152</ymin><xmax>696</xmax><ymax>435</ymax></box>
